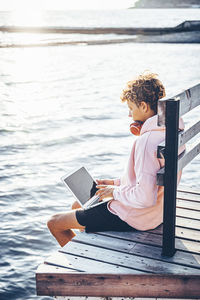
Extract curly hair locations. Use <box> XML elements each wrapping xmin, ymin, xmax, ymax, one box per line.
<box><xmin>120</xmin><ymin>72</ymin><xmax>166</xmax><ymax>114</ymax></box>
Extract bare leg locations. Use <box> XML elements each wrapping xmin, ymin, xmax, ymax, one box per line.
<box><xmin>71</xmin><ymin>201</ymin><xmax>85</xmax><ymax>232</ymax></box>
<box><xmin>47</xmin><ymin>209</ymin><xmax>85</xmax><ymax>247</ymax></box>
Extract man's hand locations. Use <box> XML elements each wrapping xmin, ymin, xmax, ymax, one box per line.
<box><xmin>96</xmin><ymin>179</ymin><xmax>114</xmax><ymax>185</ymax></box>
<box><xmin>96</xmin><ymin>185</ymin><xmax>114</xmax><ymax>201</ymax></box>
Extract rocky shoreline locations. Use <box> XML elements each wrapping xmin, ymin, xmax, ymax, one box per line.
<box><xmin>133</xmin><ymin>0</ymin><xmax>200</xmax><ymax>8</ymax></box>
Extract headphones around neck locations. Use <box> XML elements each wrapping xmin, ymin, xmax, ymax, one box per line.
<box><xmin>130</xmin><ymin>121</ymin><xmax>143</xmax><ymax>136</ymax></box>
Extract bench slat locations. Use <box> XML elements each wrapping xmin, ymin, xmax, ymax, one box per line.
<box><xmin>179</xmin><ymin>120</ymin><xmax>200</xmax><ymax>146</ymax></box>
<box><xmin>178</xmin><ymin>140</ymin><xmax>200</xmax><ymax>171</ymax></box>
<box><xmin>177</xmin><ymin>199</ymin><xmax>200</xmax><ymax>211</ymax></box>
<box><xmin>176</xmin><ymin>216</ymin><xmax>200</xmax><ymax>230</ymax></box>
<box><xmin>158</xmin><ymin>83</ymin><xmax>200</xmax><ymax>126</ymax></box>
<box><xmin>178</xmin><ymin>185</ymin><xmax>200</xmax><ymax>195</ymax></box>
<box><xmin>157</xmin><ymin>141</ymin><xmax>200</xmax><ymax>186</ymax></box>
<box><xmin>61</xmin><ymin>241</ymin><xmax>200</xmax><ymax>274</ymax></box>
<box><xmin>177</xmin><ymin>191</ymin><xmax>200</xmax><ymax>202</ymax></box>
<box><xmin>157</xmin><ymin>120</ymin><xmax>200</xmax><ymax>158</ymax></box>
<box><xmin>176</xmin><ymin>207</ymin><xmax>200</xmax><ymax>220</ymax></box>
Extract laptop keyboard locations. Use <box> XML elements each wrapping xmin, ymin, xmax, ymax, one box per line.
<box><xmin>83</xmin><ymin>194</ymin><xmax>100</xmax><ymax>208</ymax></box>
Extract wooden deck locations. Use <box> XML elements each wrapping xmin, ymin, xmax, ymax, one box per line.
<box><xmin>36</xmin><ymin>185</ymin><xmax>200</xmax><ymax>298</ymax></box>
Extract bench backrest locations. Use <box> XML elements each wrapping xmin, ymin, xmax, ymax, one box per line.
<box><xmin>156</xmin><ymin>83</ymin><xmax>200</xmax><ymax>257</ymax></box>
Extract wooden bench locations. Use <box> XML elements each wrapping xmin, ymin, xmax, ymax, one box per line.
<box><xmin>36</xmin><ymin>83</ymin><xmax>200</xmax><ymax>299</ymax></box>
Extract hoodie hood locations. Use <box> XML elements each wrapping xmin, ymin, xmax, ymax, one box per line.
<box><xmin>140</xmin><ymin>114</ymin><xmax>184</xmax><ymax>136</ymax></box>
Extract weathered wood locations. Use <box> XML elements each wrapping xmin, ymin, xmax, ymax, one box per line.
<box><xmin>37</xmin><ymin>263</ymin><xmax>78</xmax><ymax>274</ymax></box>
<box><xmin>177</xmin><ymin>198</ymin><xmax>200</xmax><ymax>211</ymax></box>
<box><xmin>176</xmin><ymin>216</ymin><xmax>200</xmax><ymax>230</ymax></box>
<box><xmin>60</xmin><ymin>242</ymin><xmax>200</xmax><ymax>274</ymax></box>
<box><xmin>97</xmin><ymin>230</ymin><xmax>162</xmax><ymax>247</ymax></box>
<box><xmin>36</xmin><ymin>188</ymin><xmax>200</xmax><ymax>297</ymax></box>
<box><xmin>53</xmin><ymin>298</ymin><xmax>194</xmax><ymax>300</ymax></box>
<box><xmin>157</xmin><ymin>140</ymin><xmax>200</xmax><ymax>185</ymax></box>
<box><xmin>177</xmin><ymin>191</ymin><xmax>200</xmax><ymax>202</ymax></box>
<box><xmin>176</xmin><ymin>207</ymin><xmax>200</xmax><ymax>220</ymax></box>
<box><xmin>54</xmin><ymin>297</ymin><xmax>136</xmax><ymax>300</ymax></box>
<box><xmin>44</xmin><ymin>251</ymin><xmax>142</xmax><ymax>274</ymax></box>
<box><xmin>151</xmin><ymin>225</ymin><xmax>200</xmax><ymax>244</ymax></box>
<box><xmin>73</xmin><ymin>232</ymin><xmax>200</xmax><ymax>269</ymax></box>
<box><xmin>73</xmin><ymin>231</ymin><xmax>136</xmax><ymax>253</ymax></box>
<box><xmin>36</xmin><ymin>273</ymin><xmax>200</xmax><ymax>298</ymax></box>
<box><xmin>179</xmin><ymin>120</ymin><xmax>200</xmax><ymax>146</ymax></box>
<box><xmin>99</xmin><ymin>228</ymin><xmax>200</xmax><ymax>253</ymax></box>
<box><xmin>158</xmin><ymin>83</ymin><xmax>200</xmax><ymax>126</ymax></box>
<box><xmin>157</xmin><ymin>120</ymin><xmax>200</xmax><ymax>158</ymax></box>
<box><xmin>178</xmin><ymin>140</ymin><xmax>200</xmax><ymax>171</ymax></box>
<box><xmin>178</xmin><ymin>185</ymin><xmax>200</xmax><ymax>195</ymax></box>
<box><xmin>130</xmin><ymin>243</ymin><xmax>200</xmax><ymax>268</ymax></box>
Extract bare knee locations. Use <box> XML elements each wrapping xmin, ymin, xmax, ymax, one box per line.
<box><xmin>47</xmin><ymin>214</ymin><xmax>62</xmax><ymax>233</ymax></box>
<box><xmin>47</xmin><ymin>210</ymin><xmax>83</xmax><ymax>235</ymax></box>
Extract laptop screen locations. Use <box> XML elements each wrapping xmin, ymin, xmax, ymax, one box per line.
<box><xmin>62</xmin><ymin>167</ymin><xmax>98</xmax><ymax>205</ymax></box>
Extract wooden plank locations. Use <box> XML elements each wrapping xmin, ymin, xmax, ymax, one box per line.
<box><xmin>149</xmin><ymin>224</ymin><xmax>200</xmax><ymax>242</ymax></box>
<box><xmin>157</xmin><ymin>120</ymin><xmax>200</xmax><ymax>159</ymax></box>
<box><xmin>177</xmin><ymin>199</ymin><xmax>200</xmax><ymax>211</ymax></box>
<box><xmin>175</xmin><ymin>238</ymin><xmax>200</xmax><ymax>256</ymax></box>
<box><xmin>158</xmin><ymin>83</ymin><xmax>200</xmax><ymax>126</ymax></box>
<box><xmin>176</xmin><ymin>227</ymin><xmax>200</xmax><ymax>243</ymax></box>
<box><xmin>36</xmin><ymin>273</ymin><xmax>200</xmax><ymax>297</ymax></box>
<box><xmin>130</xmin><ymin>243</ymin><xmax>200</xmax><ymax>268</ymax></box>
<box><xmin>176</xmin><ymin>217</ymin><xmax>200</xmax><ymax>230</ymax></box>
<box><xmin>157</xmin><ymin>140</ymin><xmax>200</xmax><ymax>186</ymax></box>
<box><xmin>36</xmin><ymin>263</ymin><xmax>78</xmax><ymax>274</ymax></box>
<box><xmin>60</xmin><ymin>242</ymin><xmax>200</xmax><ymax>274</ymax></box>
<box><xmin>94</xmin><ymin>230</ymin><xmax>162</xmax><ymax>247</ymax></box>
<box><xmin>178</xmin><ymin>185</ymin><xmax>200</xmax><ymax>195</ymax></box>
<box><xmin>73</xmin><ymin>231</ymin><xmax>136</xmax><ymax>253</ymax></box>
<box><xmin>178</xmin><ymin>141</ymin><xmax>200</xmax><ymax>172</ymax></box>
<box><xmin>176</xmin><ymin>207</ymin><xmax>200</xmax><ymax>220</ymax></box>
<box><xmin>73</xmin><ymin>232</ymin><xmax>200</xmax><ymax>270</ymax></box>
<box><xmin>54</xmin><ymin>297</ymin><xmax>138</xmax><ymax>300</ymax></box>
<box><xmin>177</xmin><ymin>191</ymin><xmax>200</xmax><ymax>202</ymax></box>
<box><xmin>99</xmin><ymin>230</ymin><xmax>200</xmax><ymax>254</ymax></box>
<box><xmin>179</xmin><ymin>120</ymin><xmax>200</xmax><ymax>147</ymax></box>
<box><xmin>101</xmin><ymin>218</ymin><xmax>200</xmax><ymax>244</ymax></box>
<box><xmin>44</xmin><ymin>251</ymin><xmax>142</xmax><ymax>274</ymax></box>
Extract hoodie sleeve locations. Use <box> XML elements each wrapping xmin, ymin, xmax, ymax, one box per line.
<box><xmin>113</xmin><ymin>132</ymin><xmax>160</xmax><ymax>208</ymax></box>
<box><xmin>114</xmin><ymin>179</ymin><xmax>121</xmax><ymax>186</ymax></box>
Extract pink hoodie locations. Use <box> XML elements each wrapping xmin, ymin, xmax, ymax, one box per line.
<box><xmin>108</xmin><ymin>114</ymin><xmax>185</xmax><ymax>231</ymax></box>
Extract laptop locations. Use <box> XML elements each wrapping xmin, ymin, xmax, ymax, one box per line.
<box><xmin>61</xmin><ymin>166</ymin><xmax>102</xmax><ymax>208</ymax></box>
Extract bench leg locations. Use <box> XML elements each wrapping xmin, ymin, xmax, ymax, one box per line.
<box><xmin>162</xmin><ymin>99</ymin><xmax>179</xmax><ymax>257</ymax></box>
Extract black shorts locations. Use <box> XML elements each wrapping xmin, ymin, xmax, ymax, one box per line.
<box><xmin>75</xmin><ymin>201</ymin><xmax>135</xmax><ymax>233</ymax></box>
